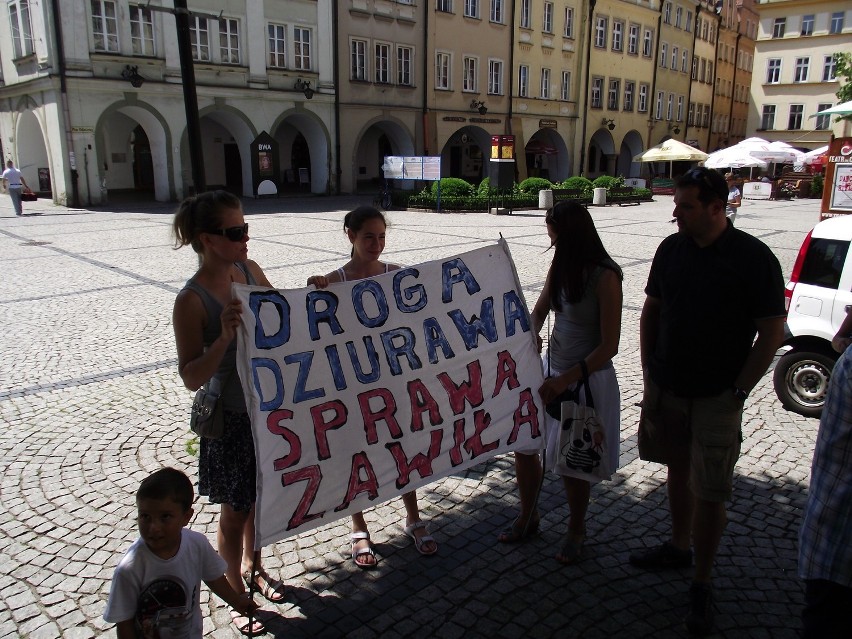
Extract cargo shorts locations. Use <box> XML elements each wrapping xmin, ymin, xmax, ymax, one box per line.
<box><xmin>638</xmin><ymin>375</ymin><xmax>744</xmax><ymax>502</ymax></box>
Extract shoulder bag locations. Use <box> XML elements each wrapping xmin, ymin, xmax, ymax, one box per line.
<box><xmin>189</xmin><ymin>370</ymin><xmax>232</xmax><ymax>439</ymax></box>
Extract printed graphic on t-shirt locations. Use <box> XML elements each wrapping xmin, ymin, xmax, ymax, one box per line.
<box><xmin>135</xmin><ymin>576</ymin><xmax>192</xmax><ymax>638</ymax></box>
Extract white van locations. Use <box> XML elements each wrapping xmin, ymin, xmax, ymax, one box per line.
<box><xmin>773</xmin><ymin>215</ymin><xmax>852</xmax><ymax>417</ymax></box>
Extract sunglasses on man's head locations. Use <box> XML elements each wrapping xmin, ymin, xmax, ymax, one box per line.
<box><xmin>210</xmin><ymin>223</ymin><xmax>248</xmax><ymax>241</ymax></box>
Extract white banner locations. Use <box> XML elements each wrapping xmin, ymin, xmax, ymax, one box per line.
<box><xmin>235</xmin><ymin>240</ymin><xmax>545</xmax><ymax>548</ymax></box>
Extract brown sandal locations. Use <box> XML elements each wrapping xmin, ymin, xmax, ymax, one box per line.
<box><xmin>497</xmin><ymin>514</ymin><xmax>540</xmax><ymax>543</ymax></box>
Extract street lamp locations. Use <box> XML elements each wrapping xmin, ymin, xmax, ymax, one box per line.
<box><xmin>602</xmin><ymin>118</ymin><xmax>616</xmax><ymax>131</ymax></box>
<box><xmin>294</xmin><ymin>79</ymin><xmax>314</xmax><ymax>99</ymax></box>
<box><xmin>121</xmin><ymin>65</ymin><xmax>144</xmax><ymax>88</ymax></box>
<box><xmin>470</xmin><ymin>100</ymin><xmax>487</xmax><ymax>115</ymax></box>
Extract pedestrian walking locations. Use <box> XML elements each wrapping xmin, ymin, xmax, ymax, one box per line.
<box><xmin>307</xmin><ymin>206</ymin><xmax>438</xmax><ymax>568</ymax></box>
<box><xmin>629</xmin><ymin>167</ymin><xmax>785</xmax><ymax>635</ymax></box>
<box><xmin>2</xmin><ymin>159</ymin><xmax>31</xmax><ymax>216</ymax></box>
<box><xmin>498</xmin><ymin>200</ymin><xmax>623</xmax><ymax>566</ymax></box>
<box><xmin>799</xmin><ymin>308</ymin><xmax>852</xmax><ymax>639</ymax></box>
<box><xmin>172</xmin><ymin>190</ymin><xmax>284</xmax><ymax>636</ymax></box>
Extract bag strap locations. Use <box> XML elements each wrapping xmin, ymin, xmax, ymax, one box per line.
<box><xmin>578</xmin><ymin>360</ymin><xmax>595</xmax><ymax>410</ymax></box>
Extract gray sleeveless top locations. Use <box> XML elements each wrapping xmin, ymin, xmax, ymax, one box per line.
<box><xmin>548</xmin><ymin>260</ymin><xmax>617</xmax><ymax>372</ymax></box>
<box><xmin>181</xmin><ymin>262</ymin><xmax>256</xmax><ymax>412</ymax></box>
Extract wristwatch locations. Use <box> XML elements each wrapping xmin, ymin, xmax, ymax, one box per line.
<box><xmin>732</xmin><ymin>386</ymin><xmax>748</xmax><ymax>401</ymax></box>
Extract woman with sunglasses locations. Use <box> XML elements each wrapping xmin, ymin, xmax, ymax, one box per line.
<box><xmin>499</xmin><ymin>200</ymin><xmax>623</xmax><ymax>566</ymax></box>
<box><xmin>172</xmin><ymin>190</ymin><xmax>281</xmax><ymax>636</ymax></box>
<box><xmin>307</xmin><ymin>206</ymin><xmax>438</xmax><ymax>568</ymax></box>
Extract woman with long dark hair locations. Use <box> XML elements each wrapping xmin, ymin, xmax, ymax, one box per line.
<box><xmin>499</xmin><ymin>200</ymin><xmax>623</xmax><ymax>565</ymax></box>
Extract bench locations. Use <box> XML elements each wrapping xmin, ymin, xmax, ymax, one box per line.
<box><xmin>551</xmin><ymin>188</ymin><xmax>588</xmax><ymax>203</ymax></box>
<box><xmin>608</xmin><ymin>186</ymin><xmax>643</xmax><ymax>206</ymax></box>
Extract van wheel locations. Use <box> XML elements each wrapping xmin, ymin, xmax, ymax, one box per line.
<box><xmin>773</xmin><ymin>350</ymin><xmax>837</xmax><ymax>418</ymax></box>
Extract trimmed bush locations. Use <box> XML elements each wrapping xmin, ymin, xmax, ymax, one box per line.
<box><xmin>518</xmin><ymin>177</ymin><xmax>553</xmax><ymax>194</ymax></box>
<box><xmin>591</xmin><ymin>175</ymin><xmax>623</xmax><ymax>190</ymax></box>
<box><xmin>432</xmin><ymin>177</ymin><xmax>474</xmax><ymax>197</ymax></box>
<box><xmin>560</xmin><ymin>176</ymin><xmax>593</xmax><ymax>192</ymax></box>
<box><xmin>477</xmin><ymin>177</ymin><xmax>492</xmax><ymax>195</ymax></box>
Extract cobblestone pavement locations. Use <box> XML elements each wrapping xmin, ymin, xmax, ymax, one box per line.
<box><xmin>0</xmin><ymin>191</ymin><xmax>822</xmax><ymax>638</ymax></box>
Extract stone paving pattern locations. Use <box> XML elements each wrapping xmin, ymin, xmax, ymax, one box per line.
<box><xmin>0</xmin><ymin>192</ymin><xmax>822</xmax><ymax>638</ymax></box>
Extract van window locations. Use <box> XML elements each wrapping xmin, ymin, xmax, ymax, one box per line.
<box><xmin>799</xmin><ymin>238</ymin><xmax>850</xmax><ymax>289</ymax></box>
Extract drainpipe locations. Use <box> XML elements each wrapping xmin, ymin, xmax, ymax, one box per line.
<box><xmin>50</xmin><ymin>0</ymin><xmax>79</xmax><ymax>207</ymax></box>
<box><xmin>578</xmin><ymin>0</ymin><xmax>596</xmax><ymax>176</ymax></box>
<box><xmin>726</xmin><ymin>31</ymin><xmax>740</xmax><ymax>147</ymax></box>
<box><xmin>422</xmin><ymin>4</ymin><xmax>429</xmax><ymax>154</ymax></box>
<box><xmin>683</xmin><ymin>4</ymin><xmax>699</xmax><ymax>145</ymax></box>
<box><xmin>506</xmin><ymin>0</ymin><xmax>515</xmax><ymax>136</ymax></box>
<box><xmin>647</xmin><ymin>1</ymin><xmax>664</xmax><ymax>150</ymax></box>
<box><xmin>332</xmin><ymin>1</ymin><xmax>341</xmax><ymax>194</ymax></box>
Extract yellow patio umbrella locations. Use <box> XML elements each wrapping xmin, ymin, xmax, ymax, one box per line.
<box><xmin>633</xmin><ymin>139</ymin><xmax>709</xmax><ymax>178</ymax></box>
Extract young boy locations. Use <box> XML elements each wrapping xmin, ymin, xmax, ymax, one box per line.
<box><xmin>104</xmin><ymin>467</ymin><xmax>260</xmax><ymax>638</ymax></box>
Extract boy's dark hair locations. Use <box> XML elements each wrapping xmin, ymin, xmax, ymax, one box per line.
<box><xmin>676</xmin><ymin>167</ymin><xmax>727</xmax><ymax>205</ymax></box>
<box><xmin>136</xmin><ymin>467</ymin><xmax>194</xmax><ymax>511</ymax></box>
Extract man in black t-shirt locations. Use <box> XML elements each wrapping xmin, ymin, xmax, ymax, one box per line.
<box><xmin>630</xmin><ymin>167</ymin><xmax>785</xmax><ymax>636</ymax></box>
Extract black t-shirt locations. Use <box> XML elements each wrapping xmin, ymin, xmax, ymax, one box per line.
<box><xmin>645</xmin><ymin>222</ymin><xmax>785</xmax><ymax>397</ymax></box>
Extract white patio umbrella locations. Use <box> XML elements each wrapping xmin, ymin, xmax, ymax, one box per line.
<box><xmin>704</xmin><ymin>146</ymin><xmax>768</xmax><ymax>170</ymax></box>
<box><xmin>735</xmin><ymin>138</ymin><xmax>800</xmax><ymax>164</ymax></box>
<box><xmin>632</xmin><ymin>139</ymin><xmax>708</xmax><ymax>178</ymax></box>
<box><xmin>811</xmin><ymin>100</ymin><xmax>852</xmax><ymax>117</ymax></box>
<box><xmin>802</xmin><ymin>145</ymin><xmax>829</xmax><ymax>166</ymax></box>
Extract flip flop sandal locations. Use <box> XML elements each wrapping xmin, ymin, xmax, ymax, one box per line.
<box><xmin>230</xmin><ymin>608</ymin><xmax>265</xmax><ymax>637</ymax></box>
<box><xmin>402</xmin><ymin>521</ymin><xmax>438</xmax><ymax>556</ymax></box>
<box><xmin>497</xmin><ymin>515</ymin><xmax>540</xmax><ymax>543</ymax></box>
<box><xmin>556</xmin><ymin>535</ymin><xmax>585</xmax><ymax>565</ymax></box>
<box><xmin>350</xmin><ymin>531</ymin><xmax>378</xmax><ymax>569</ymax></box>
<box><xmin>243</xmin><ymin>569</ymin><xmax>286</xmax><ymax>603</ymax></box>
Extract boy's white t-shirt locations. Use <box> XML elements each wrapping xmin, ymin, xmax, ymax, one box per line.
<box><xmin>104</xmin><ymin>528</ymin><xmax>227</xmax><ymax>638</ymax></box>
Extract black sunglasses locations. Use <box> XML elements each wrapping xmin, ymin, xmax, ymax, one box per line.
<box><xmin>210</xmin><ymin>223</ymin><xmax>249</xmax><ymax>242</ymax></box>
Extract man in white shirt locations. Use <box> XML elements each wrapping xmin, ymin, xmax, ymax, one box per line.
<box><xmin>2</xmin><ymin>160</ymin><xmax>31</xmax><ymax>216</ymax></box>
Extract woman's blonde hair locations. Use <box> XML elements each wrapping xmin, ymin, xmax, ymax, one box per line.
<box><xmin>172</xmin><ymin>190</ymin><xmax>241</xmax><ymax>253</ymax></box>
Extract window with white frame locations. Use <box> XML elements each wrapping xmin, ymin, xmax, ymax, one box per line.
<box><xmin>543</xmin><ymin>2</ymin><xmax>553</xmax><ymax>32</ymax></box>
<box><xmin>463</xmin><ymin>56</ymin><xmax>478</xmax><ymax>91</ymax></box>
<box><xmin>608</xmin><ymin>79</ymin><xmax>619</xmax><ymax>110</ymax></box>
<box><xmin>642</xmin><ymin>28</ymin><xmax>652</xmax><ymax>57</ymax></box>
<box><xmin>591</xmin><ymin>76</ymin><xmax>603</xmax><ymax>108</ymax></box>
<box><xmin>488</xmin><ymin>60</ymin><xmax>503</xmax><ymax>95</ymax></box>
<box><xmin>520</xmin><ymin>0</ymin><xmax>530</xmax><ymax>28</ymax></box>
<box><xmin>671</xmin><ymin>46</ymin><xmax>678</xmax><ymax>69</ymax></box>
<box><xmin>676</xmin><ymin>95</ymin><xmax>683</xmax><ymax>121</ymax></box>
<box><xmin>823</xmin><ymin>55</ymin><xmax>837</xmax><ymax>82</ymax></box>
<box><xmin>655</xmin><ymin>90</ymin><xmax>664</xmax><ymax>119</ymax></box>
<box><xmin>91</xmin><ymin>0</ymin><xmax>119</xmax><ymax>52</ymax></box>
<box><xmin>189</xmin><ymin>16</ymin><xmax>209</xmax><ymax>61</ymax></box>
<box><xmin>564</xmin><ymin>7</ymin><xmax>574</xmax><ymax>38</ymax></box>
<box><xmin>129</xmin><ymin>5</ymin><xmax>154</xmax><ymax>56</ymax></box>
<box><xmin>830</xmin><ymin>12</ymin><xmax>844</xmax><ymax>34</ymax></box>
<box><xmin>794</xmin><ymin>57</ymin><xmax>809</xmax><ymax>83</ymax></box>
<box><xmin>706</xmin><ymin>61</ymin><xmax>713</xmax><ymax>83</ymax></box>
<box><xmin>801</xmin><ymin>14</ymin><xmax>814</xmax><ymax>36</ymax></box>
<box><xmin>624</xmin><ymin>81</ymin><xmax>634</xmax><ymax>111</ymax></box>
<box><xmin>686</xmin><ymin>10</ymin><xmax>692</xmax><ymax>32</ymax></box>
<box><xmin>692</xmin><ymin>56</ymin><xmax>698</xmax><ymax>80</ymax></box>
<box><xmin>611</xmin><ymin>21</ymin><xmax>623</xmax><ymax>51</ymax></box>
<box><xmin>772</xmin><ymin>17</ymin><xmax>785</xmax><ymax>38</ymax></box>
<box><xmin>815</xmin><ymin>103</ymin><xmax>832</xmax><ymax>130</ymax></box>
<box><xmin>540</xmin><ymin>68</ymin><xmax>551</xmax><ymax>98</ymax></box>
<box><xmin>595</xmin><ymin>16</ymin><xmax>607</xmax><ymax>48</ymax></box>
<box><xmin>436</xmin><ymin>52</ymin><xmax>450</xmax><ymax>89</ymax></box>
<box><xmin>398</xmin><ymin>46</ymin><xmax>413</xmax><ymax>85</ymax></box>
<box><xmin>464</xmin><ymin>0</ymin><xmax>479</xmax><ymax>19</ymax></box>
<box><xmin>9</xmin><ymin>0</ymin><xmax>34</xmax><ymax>58</ymax></box>
<box><xmin>638</xmin><ymin>83</ymin><xmax>648</xmax><ymax>112</ymax></box>
<box><xmin>701</xmin><ymin>19</ymin><xmax>707</xmax><ymax>41</ymax></box>
<box><xmin>351</xmin><ymin>40</ymin><xmax>367</xmax><ymax>80</ymax></box>
<box><xmin>436</xmin><ymin>0</ymin><xmax>452</xmax><ymax>12</ymax></box>
<box><xmin>666</xmin><ymin>93</ymin><xmax>673</xmax><ymax>120</ymax></box>
<box><xmin>628</xmin><ymin>24</ymin><xmax>638</xmax><ymax>54</ymax></box>
<box><xmin>702</xmin><ymin>105</ymin><xmax>710</xmax><ymax>128</ymax></box>
<box><xmin>490</xmin><ymin>0</ymin><xmax>503</xmax><ymax>23</ymax></box>
<box><xmin>375</xmin><ymin>42</ymin><xmax>390</xmax><ymax>83</ymax></box>
<box><xmin>518</xmin><ymin>65</ymin><xmax>529</xmax><ymax>97</ymax></box>
<box><xmin>488</xmin><ymin>59</ymin><xmax>503</xmax><ymax>94</ymax></box>
<box><xmin>663</xmin><ymin>1</ymin><xmax>671</xmax><ymax>24</ymax></box>
<box><xmin>681</xmin><ymin>50</ymin><xmax>688</xmax><ymax>73</ymax></box>
<box><xmin>561</xmin><ymin>70</ymin><xmax>571</xmax><ymax>101</ymax></box>
<box><xmin>761</xmin><ymin>104</ymin><xmax>775</xmax><ymax>130</ymax></box>
<box><xmin>766</xmin><ymin>58</ymin><xmax>780</xmax><ymax>83</ymax></box>
<box><xmin>294</xmin><ymin>27</ymin><xmax>311</xmax><ymax>70</ymax></box>
<box><xmin>675</xmin><ymin>6</ymin><xmax>682</xmax><ymax>28</ymax></box>
<box><xmin>788</xmin><ymin>104</ymin><xmax>803</xmax><ymax>130</ymax></box>
<box><xmin>688</xmin><ymin>102</ymin><xmax>695</xmax><ymax>126</ymax></box>
<box><xmin>268</xmin><ymin>23</ymin><xmax>287</xmax><ymax>68</ymax></box>
<box><xmin>660</xmin><ymin>42</ymin><xmax>667</xmax><ymax>68</ymax></box>
<box><xmin>219</xmin><ymin>18</ymin><xmax>240</xmax><ymax>64</ymax></box>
